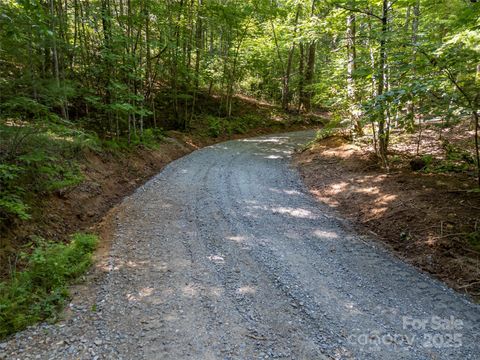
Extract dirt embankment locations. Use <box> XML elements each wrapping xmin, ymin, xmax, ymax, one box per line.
<box><xmin>295</xmin><ymin>127</ymin><xmax>480</xmax><ymax>301</ymax></box>
<box><xmin>1</xmin><ymin>137</ymin><xmax>192</xmax><ymax>260</ymax></box>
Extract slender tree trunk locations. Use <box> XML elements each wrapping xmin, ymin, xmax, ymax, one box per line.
<box><xmin>475</xmin><ymin>64</ymin><xmax>480</xmax><ymax>187</ymax></box>
<box><xmin>144</xmin><ymin>0</ymin><xmax>157</xmax><ymax>128</ymax></box>
<box><xmin>298</xmin><ymin>42</ymin><xmax>305</xmax><ymax>112</ymax></box>
<box><xmin>303</xmin><ymin>41</ymin><xmax>316</xmax><ymax>113</ymax></box>
<box><xmin>101</xmin><ymin>0</ymin><xmax>113</xmax><ymax>134</ymax></box>
<box><xmin>226</xmin><ymin>21</ymin><xmax>250</xmax><ymax>118</ymax></box>
<box><xmin>377</xmin><ymin>0</ymin><xmax>389</xmax><ymax>169</ymax></box>
<box><xmin>50</xmin><ymin>0</ymin><xmax>67</xmax><ymax>119</ymax></box>
<box><xmin>270</xmin><ymin>20</ymin><xmax>285</xmax><ymax>104</ymax></box>
<box><xmin>367</xmin><ymin>15</ymin><xmax>377</xmax><ymax>99</ymax></box>
<box><xmin>301</xmin><ymin>0</ymin><xmax>316</xmax><ymax>113</ymax></box>
<box><xmin>282</xmin><ymin>6</ymin><xmax>300</xmax><ymax>111</ymax></box>
<box><xmin>474</xmin><ymin>109</ymin><xmax>480</xmax><ymax>187</ymax></box>
<box><xmin>368</xmin><ymin>15</ymin><xmax>378</xmax><ymax>155</ymax></box>
<box><xmin>190</xmin><ymin>0</ymin><xmax>202</xmax><ymax>126</ymax></box>
<box><xmin>346</xmin><ymin>2</ymin><xmax>363</xmax><ymax>135</ymax></box>
<box><xmin>28</xmin><ymin>28</ymin><xmax>38</xmax><ymax>101</ymax></box>
<box><xmin>172</xmin><ymin>0</ymin><xmax>184</xmax><ymax>126</ymax></box>
<box><xmin>407</xmin><ymin>0</ymin><xmax>420</xmax><ymax>130</ymax></box>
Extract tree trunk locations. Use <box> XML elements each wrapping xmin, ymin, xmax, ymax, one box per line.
<box><xmin>190</xmin><ymin>0</ymin><xmax>203</xmax><ymax>126</ymax></box>
<box><xmin>298</xmin><ymin>42</ymin><xmax>305</xmax><ymax>112</ymax></box>
<box><xmin>474</xmin><ymin>109</ymin><xmax>480</xmax><ymax>187</ymax></box>
<box><xmin>406</xmin><ymin>0</ymin><xmax>420</xmax><ymax>129</ymax></box>
<box><xmin>377</xmin><ymin>0</ymin><xmax>389</xmax><ymax>169</ymax></box>
<box><xmin>346</xmin><ymin>1</ymin><xmax>362</xmax><ymax>135</ymax></box>
<box><xmin>301</xmin><ymin>0</ymin><xmax>316</xmax><ymax>113</ymax></box>
<box><xmin>303</xmin><ymin>41</ymin><xmax>316</xmax><ymax>113</ymax></box>
<box><xmin>50</xmin><ymin>0</ymin><xmax>67</xmax><ymax>119</ymax></box>
<box><xmin>475</xmin><ymin>64</ymin><xmax>480</xmax><ymax>187</ymax></box>
<box><xmin>282</xmin><ymin>6</ymin><xmax>300</xmax><ymax>111</ymax></box>
<box><xmin>101</xmin><ymin>0</ymin><xmax>113</xmax><ymax>132</ymax></box>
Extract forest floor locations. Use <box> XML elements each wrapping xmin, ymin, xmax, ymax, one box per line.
<box><xmin>295</xmin><ymin>121</ymin><xmax>480</xmax><ymax>301</ymax></box>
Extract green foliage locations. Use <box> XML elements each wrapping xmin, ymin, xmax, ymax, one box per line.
<box><xmin>419</xmin><ymin>144</ymin><xmax>476</xmax><ymax>174</ymax></box>
<box><xmin>0</xmin><ymin>233</ymin><xmax>98</xmax><ymax>338</ymax></box>
<box><xmin>443</xmin><ymin>141</ymin><xmax>475</xmax><ymax>164</ymax></box>
<box><xmin>101</xmin><ymin>128</ymin><xmax>166</xmax><ymax>151</ymax></box>
<box><xmin>206</xmin><ymin>114</ymin><xmax>265</xmax><ymax>138</ymax></box>
<box><xmin>0</xmin><ymin>194</ymin><xmax>30</xmax><ymax>221</ymax></box>
<box><xmin>428</xmin><ymin>141</ymin><xmax>476</xmax><ymax>173</ymax></box>
<box><xmin>390</xmin><ymin>155</ymin><xmax>402</xmax><ymax>165</ymax></box>
<box><xmin>467</xmin><ymin>231</ymin><xmax>480</xmax><ymax>252</ymax></box>
<box><xmin>421</xmin><ymin>154</ymin><xmax>434</xmax><ymax>167</ymax></box>
<box><xmin>101</xmin><ymin>138</ymin><xmax>132</xmax><ymax>152</ymax></box>
<box><xmin>314</xmin><ymin>117</ymin><xmax>347</xmax><ymax>141</ymax></box>
<box><xmin>0</xmin><ymin>164</ymin><xmax>30</xmax><ymax>220</ymax></box>
<box><xmin>207</xmin><ymin>116</ymin><xmax>223</xmax><ymax>137</ymax></box>
<box><xmin>136</xmin><ymin>128</ymin><xmax>166</xmax><ymax>149</ymax></box>
<box><xmin>0</xmin><ymin>122</ymin><xmax>91</xmax><ymax>222</ymax></box>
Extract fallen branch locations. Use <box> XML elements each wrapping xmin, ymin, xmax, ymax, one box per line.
<box><xmin>458</xmin><ymin>281</ymin><xmax>480</xmax><ymax>289</ymax></box>
<box><xmin>434</xmin><ymin>232</ymin><xmax>468</xmax><ymax>239</ymax></box>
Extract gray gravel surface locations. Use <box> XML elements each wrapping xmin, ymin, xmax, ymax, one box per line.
<box><xmin>2</xmin><ymin>130</ymin><xmax>479</xmax><ymax>360</ymax></box>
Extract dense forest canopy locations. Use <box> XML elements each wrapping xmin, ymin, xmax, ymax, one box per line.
<box><xmin>0</xmin><ymin>0</ymin><xmax>479</xmax><ymax>218</ymax></box>
<box><xmin>0</xmin><ymin>0</ymin><xmax>480</xmax><ymax>124</ymax></box>
<box><xmin>1</xmin><ymin>0</ymin><xmax>478</xmax><ymax>129</ymax></box>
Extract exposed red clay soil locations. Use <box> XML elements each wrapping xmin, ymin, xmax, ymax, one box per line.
<box><xmin>295</xmin><ymin>123</ymin><xmax>480</xmax><ymax>301</ymax></box>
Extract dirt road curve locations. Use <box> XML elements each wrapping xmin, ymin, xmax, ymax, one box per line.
<box><xmin>2</xmin><ymin>131</ymin><xmax>480</xmax><ymax>360</ymax></box>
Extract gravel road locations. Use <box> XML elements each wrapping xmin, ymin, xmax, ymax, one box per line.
<box><xmin>2</xmin><ymin>130</ymin><xmax>479</xmax><ymax>360</ymax></box>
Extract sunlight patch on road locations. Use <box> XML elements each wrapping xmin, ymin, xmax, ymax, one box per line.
<box><xmin>329</xmin><ymin>181</ymin><xmax>349</xmax><ymax>195</ymax></box>
<box><xmin>227</xmin><ymin>235</ymin><xmax>247</xmax><ymax>243</ymax></box>
<box><xmin>126</xmin><ymin>287</ymin><xmax>154</xmax><ymax>302</ymax></box>
<box><xmin>182</xmin><ymin>284</ymin><xmax>198</xmax><ymax>297</ymax></box>
<box><xmin>378</xmin><ymin>194</ymin><xmax>397</xmax><ymax>204</ymax></box>
<box><xmin>210</xmin><ymin>286</ymin><xmax>224</xmax><ymax>297</ymax></box>
<box><xmin>268</xmin><ymin>188</ymin><xmax>302</xmax><ymax>196</ymax></box>
<box><xmin>236</xmin><ymin>285</ymin><xmax>256</xmax><ymax>295</ymax></box>
<box><xmin>313</xmin><ymin>229</ymin><xmax>339</xmax><ymax>239</ymax></box>
<box><xmin>240</xmin><ymin>137</ymin><xmax>289</xmax><ymax>143</ymax></box>
<box><xmin>104</xmin><ymin>259</ymin><xmax>151</xmax><ymax>272</ymax></box>
<box><xmin>207</xmin><ymin>254</ymin><xmax>225</xmax><ymax>264</ymax></box>
<box><xmin>245</xmin><ymin>204</ymin><xmax>317</xmax><ymax>219</ymax></box>
<box><xmin>356</xmin><ymin>186</ymin><xmax>380</xmax><ymax>195</ymax></box>
<box><xmin>271</xmin><ymin>206</ymin><xmax>316</xmax><ymax>219</ymax></box>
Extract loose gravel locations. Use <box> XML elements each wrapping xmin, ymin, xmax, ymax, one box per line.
<box><xmin>1</xmin><ymin>131</ymin><xmax>479</xmax><ymax>360</ymax></box>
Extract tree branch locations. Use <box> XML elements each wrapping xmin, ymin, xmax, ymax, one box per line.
<box><xmin>330</xmin><ymin>2</ymin><xmax>383</xmax><ymax>21</ymax></box>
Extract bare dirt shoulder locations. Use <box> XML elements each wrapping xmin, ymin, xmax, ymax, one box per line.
<box><xmin>295</xmin><ymin>133</ymin><xmax>480</xmax><ymax>301</ymax></box>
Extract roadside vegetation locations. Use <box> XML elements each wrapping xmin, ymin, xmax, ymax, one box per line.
<box><xmin>0</xmin><ymin>233</ymin><xmax>97</xmax><ymax>338</ymax></box>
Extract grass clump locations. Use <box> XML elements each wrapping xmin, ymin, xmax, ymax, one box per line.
<box><xmin>0</xmin><ymin>233</ymin><xmax>98</xmax><ymax>339</ymax></box>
